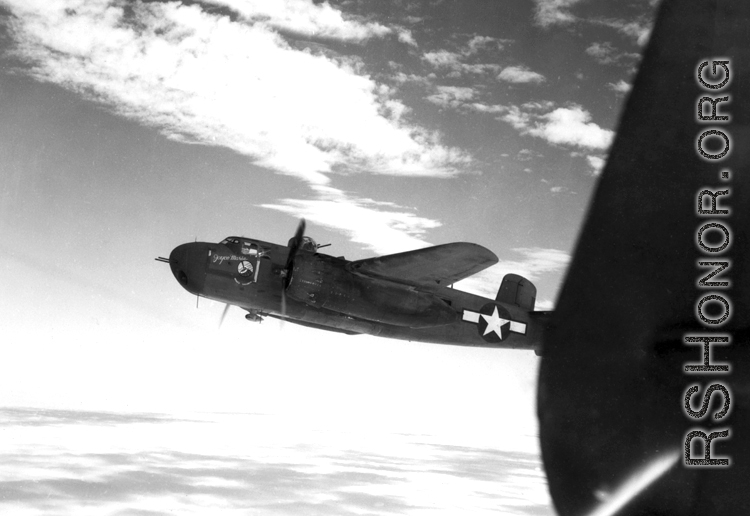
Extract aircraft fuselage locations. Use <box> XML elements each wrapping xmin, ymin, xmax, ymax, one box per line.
<box><xmin>167</xmin><ymin>236</ymin><xmax>547</xmax><ymax>351</ymax></box>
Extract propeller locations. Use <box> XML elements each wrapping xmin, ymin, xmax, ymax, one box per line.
<box><xmin>279</xmin><ymin>218</ymin><xmax>306</xmax><ymax>323</ymax></box>
<box><xmin>283</xmin><ymin>218</ymin><xmax>306</xmax><ymax>288</ymax></box>
<box><xmin>218</xmin><ymin>303</ymin><xmax>231</xmax><ymax>328</ymax></box>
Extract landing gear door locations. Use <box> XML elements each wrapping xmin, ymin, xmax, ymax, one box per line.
<box><xmin>240</xmin><ymin>240</ymin><xmax>262</xmax><ymax>283</ymax></box>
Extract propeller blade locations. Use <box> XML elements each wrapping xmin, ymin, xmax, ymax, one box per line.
<box><xmin>219</xmin><ymin>303</ymin><xmax>231</xmax><ymax>328</ymax></box>
<box><xmin>279</xmin><ymin>218</ymin><xmax>305</xmax><ymax>329</ymax></box>
<box><xmin>284</xmin><ymin>219</ymin><xmax>306</xmax><ymax>287</ymax></box>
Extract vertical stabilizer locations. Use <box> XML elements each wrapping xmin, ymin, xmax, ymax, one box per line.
<box><xmin>496</xmin><ymin>273</ymin><xmax>536</xmax><ymax>311</ymax></box>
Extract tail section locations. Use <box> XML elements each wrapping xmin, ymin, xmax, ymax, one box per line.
<box><xmin>496</xmin><ymin>273</ymin><xmax>536</xmax><ymax>311</ymax></box>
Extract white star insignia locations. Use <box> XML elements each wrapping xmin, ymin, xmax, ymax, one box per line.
<box><xmin>461</xmin><ymin>308</ymin><xmax>527</xmax><ymax>340</ymax></box>
<box><xmin>481</xmin><ymin>307</ymin><xmax>510</xmax><ymax>339</ymax></box>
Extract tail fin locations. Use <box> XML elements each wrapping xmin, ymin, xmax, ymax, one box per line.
<box><xmin>496</xmin><ymin>273</ymin><xmax>536</xmax><ymax>311</ymax></box>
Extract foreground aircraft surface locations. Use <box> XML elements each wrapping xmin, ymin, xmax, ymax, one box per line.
<box><xmin>539</xmin><ymin>0</ymin><xmax>749</xmax><ymax>514</ymax></box>
<box><xmin>160</xmin><ymin>221</ymin><xmax>549</xmax><ymax>352</ymax></box>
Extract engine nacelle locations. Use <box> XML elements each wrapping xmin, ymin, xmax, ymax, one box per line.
<box><xmin>286</xmin><ymin>253</ymin><xmax>456</xmax><ymax>328</ymax></box>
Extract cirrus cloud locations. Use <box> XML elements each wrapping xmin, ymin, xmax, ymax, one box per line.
<box><xmin>205</xmin><ymin>0</ymin><xmax>393</xmax><ymax>42</ymax></box>
<box><xmin>2</xmin><ymin>0</ymin><xmax>468</xmax><ymax>186</ymax></box>
<box><xmin>534</xmin><ymin>0</ymin><xmax>655</xmax><ymax>45</ymax></box>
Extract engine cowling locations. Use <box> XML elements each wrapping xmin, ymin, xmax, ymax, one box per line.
<box><xmin>286</xmin><ymin>253</ymin><xmax>456</xmax><ymax>328</ymax></box>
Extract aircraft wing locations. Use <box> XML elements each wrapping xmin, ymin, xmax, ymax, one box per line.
<box><xmin>348</xmin><ymin>243</ymin><xmax>498</xmax><ymax>286</ymax></box>
<box><xmin>538</xmin><ymin>1</ymin><xmax>749</xmax><ymax>515</ymax></box>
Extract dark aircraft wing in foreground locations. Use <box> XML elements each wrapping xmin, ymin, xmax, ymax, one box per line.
<box><xmin>539</xmin><ymin>0</ymin><xmax>749</xmax><ymax>515</ymax></box>
<box><xmin>349</xmin><ymin>242</ymin><xmax>498</xmax><ymax>286</ymax></box>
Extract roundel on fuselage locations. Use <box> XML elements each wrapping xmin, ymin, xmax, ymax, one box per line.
<box><xmin>476</xmin><ymin>303</ymin><xmax>512</xmax><ymax>342</ymax></box>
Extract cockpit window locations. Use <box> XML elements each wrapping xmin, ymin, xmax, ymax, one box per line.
<box><xmin>220</xmin><ymin>237</ymin><xmax>240</xmax><ymax>245</ymax></box>
<box><xmin>241</xmin><ymin>240</ymin><xmax>259</xmax><ymax>256</ymax></box>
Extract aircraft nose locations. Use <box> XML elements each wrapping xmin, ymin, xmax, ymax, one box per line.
<box><xmin>169</xmin><ymin>243</ymin><xmax>207</xmax><ymax>294</ymax></box>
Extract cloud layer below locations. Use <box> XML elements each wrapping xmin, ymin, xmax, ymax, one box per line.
<box><xmin>0</xmin><ymin>407</ymin><xmax>553</xmax><ymax>516</ymax></box>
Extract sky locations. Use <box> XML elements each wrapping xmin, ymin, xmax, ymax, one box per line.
<box><xmin>0</xmin><ymin>0</ymin><xmax>657</xmax><ymax>514</ymax></box>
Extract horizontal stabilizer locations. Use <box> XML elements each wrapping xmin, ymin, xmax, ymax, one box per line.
<box><xmin>496</xmin><ymin>273</ymin><xmax>536</xmax><ymax>311</ymax></box>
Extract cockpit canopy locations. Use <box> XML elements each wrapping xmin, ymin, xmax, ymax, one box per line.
<box><xmin>218</xmin><ymin>237</ymin><xmax>262</xmax><ymax>257</ymax></box>
<box><xmin>219</xmin><ymin>235</ymin><xmax>317</xmax><ymax>253</ymax></box>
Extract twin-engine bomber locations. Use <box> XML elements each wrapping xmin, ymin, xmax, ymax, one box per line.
<box><xmin>159</xmin><ymin>220</ymin><xmax>549</xmax><ymax>353</ymax></box>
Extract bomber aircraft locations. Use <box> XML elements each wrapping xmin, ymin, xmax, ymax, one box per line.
<box><xmin>155</xmin><ymin>1</ymin><xmax>750</xmax><ymax>514</ymax></box>
<box><xmin>158</xmin><ymin>220</ymin><xmax>549</xmax><ymax>353</ymax></box>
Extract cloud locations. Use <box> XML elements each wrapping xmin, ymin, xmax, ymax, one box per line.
<box><xmin>456</xmin><ymin>63</ymin><xmax>503</xmax><ymax>75</ymax></box>
<box><xmin>521</xmin><ymin>100</ymin><xmax>556</xmax><ymax>111</ymax></box>
<box><xmin>424</xmin><ymin>87</ymin><xmax>507</xmax><ymax>115</ymax></box>
<box><xmin>2</xmin><ymin>1</ymin><xmax>468</xmax><ymax>186</ymax></box>
<box><xmin>0</xmin><ymin>408</ymin><xmax>553</xmax><ymax>516</ymax></box>
<box><xmin>0</xmin><ymin>407</ymin><xmax>187</xmax><ymax>427</ymax></box>
<box><xmin>500</xmin><ymin>104</ymin><xmax>613</xmax><ymax>151</ymax></box>
<box><xmin>455</xmin><ymin>248</ymin><xmax>570</xmax><ymax>299</ymax></box>
<box><xmin>422</xmin><ymin>45</ymin><xmax>502</xmax><ymax>77</ymax></box>
<box><xmin>533</xmin><ymin>0</ymin><xmax>583</xmax><ymax>27</ymax></box>
<box><xmin>532</xmin><ymin>107</ymin><xmax>613</xmax><ymax>149</ymax></box>
<box><xmin>586</xmin><ymin>42</ymin><xmax>616</xmax><ymax>64</ymax></box>
<box><xmin>607</xmin><ymin>79</ymin><xmax>632</xmax><ymax>94</ymax></box>
<box><xmin>591</xmin><ymin>17</ymin><xmax>653</xmax><ymax>45</ymax></box>
<box><xmin>512</xmin><ymin>248</ymin><xmax>572</xmax><ymax>276</ymax></box>
<box><xmin>425</xmin><ymin>35</ymin><xmax>507</xmax><ymax>64</ymax></box>
<box><xmin>385</xmin><ymin>61</ymin><xmax>437</xmax><ymax>86</ymax></box>
<box><xmin>395</xmin><ymin>27</ymin><xmax>418</xmax><ymax>46</ymax></box>
<box><xmin>535</xmin><ymin>298</ymin><xmax>556</xmax><ymax>311</ymax></box>
<box><xmin>426</xmin><ymin>86</ymin><xmax>477</xmax><ymax>109</ymax></box>
<box><xmin>466</xmin><ymin>35</ymin><xmax>505</xmax><ymax>54</ymax></box>
<box><xmin>467</xmin><ymin>103</ymin><xmax>507</xmax><ymax>114</ymax></box>
<box><xmin>497</xmin><ymin>65</ymin><xmax>546</xmax><ymax>84</ymax></box>
<box><xmin>423</xmin><ymin>49</ymin><xmax>463</xmax><ymax>68</ymax></box>
<box><xmin>204</xmin><ymin>0</ymin><xmax>394</xmax><ymax>43</ymax></box>
<box><xmin>585</xmin><ymin>42</ymin><xmax>640</xmax><ymax>66</ymax></box>
<box><xmin>260</xmin><ymin>186</ymin><xmax>441</xmax><ymax>255</ymax></box>
<box><xmin>586</xmin><ymin>155</ymin><xmax>606</xmax><ymax>175</ymax></box>
<box><xmin>534</xmin><ymin>1</ymin><xmax>656</xmax><ymax>46</ymax></box>
<box><xmin>389</xmin><ymin>69</ymin><xmax>434</xmax><ymax>87</ymax></box>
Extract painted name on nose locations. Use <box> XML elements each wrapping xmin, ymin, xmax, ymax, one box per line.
<box><xmin>212</xmin><ymin>254</ymin><xmax>244</xmax><ymax>264</ymax></box>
